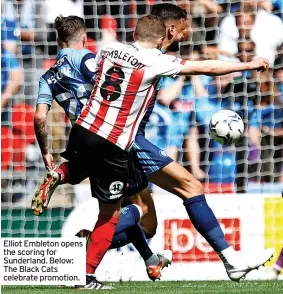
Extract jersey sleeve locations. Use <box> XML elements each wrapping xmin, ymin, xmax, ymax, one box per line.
<box><xmin>80</xmin><ymin>52</ymin><xmax>98</xmax><ymax>83</ymax></box>
<box><xmin>151</xmin><ymin>54</ymin><xmax>185</xmax><ymax>77</ymax></box>
<box><xmin>36</xmin><ymin>77</ymin><xmax>53</xmax><ymax>106</ymax></box>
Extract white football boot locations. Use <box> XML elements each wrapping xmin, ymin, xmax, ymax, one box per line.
<box><xmin>219</xmin><ymin>247</ymin><xmax>275</xmax><ymax>282</ymax></box>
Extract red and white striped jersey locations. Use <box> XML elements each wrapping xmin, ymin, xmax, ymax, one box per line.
<box><xmin>76</xmin><ymin>41</ymin><xmax>185</xmax><ymax>150</ymax></box>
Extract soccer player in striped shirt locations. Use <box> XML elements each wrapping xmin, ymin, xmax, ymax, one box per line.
<box><xmin>64</xmin><ymin>14</ymin><xmax>272</xmax><ymax>288</ymax></box>
<box><xmin>32</xmin><ymin>15</ymin><xmax>172</xmax><ymax>289</ymax></box>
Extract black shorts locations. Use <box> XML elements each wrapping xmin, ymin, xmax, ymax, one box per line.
<box><xmin>61</xmin><ymin>133</ymin><xmax>148</xmax><ymax>199</ymax></box>
<box><xmin>63</xmin><ymin>124</ymin><xmax>128</xmax><ymax>204</ymax></box>
<box><xmin>123</xmin><ymin>149</ymin><xmax>148</xmax><ymax>197</ymax></box>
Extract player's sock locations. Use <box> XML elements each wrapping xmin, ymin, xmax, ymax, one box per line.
<box><xmin>86</xmin><ymin>215</ymin><xmax>118</xmax><ymax>274</ymax></box>
<box><xmin>110</xmin><ymin>231</ymin><xmax>129</xmax><ymax>249</ymax></box>
<box><xmin>109</xmin><ymin>204</ymin><xmax>142</xmax><ymax>248</ymax></box>
<box><xmin>115</xmin><ymin>204</ymin><xmax>142</xmax><ymax>235</ymax></box>
<box><xmin>130</xmin><ymin>223</ymin><xmax>159</xmax><ymax>266</ymax></box>
<box><xmin>56</xmin><ymin>162</ymin><xmax>70</xmax><ymax>184</ymax></box>
<box><xmin>110</xmin><ymin>223</ymin><xmax>159</xmax><ymax>266</ymax></box>
<box><xmin>183</xmin><ymin>195</ymin><xmax>229</xmax><ymax>253</ymax></box>
<box><xmin>273</xmin><ymin>247</ymin><xmax>283</xmax><ymax>273</ymax></box>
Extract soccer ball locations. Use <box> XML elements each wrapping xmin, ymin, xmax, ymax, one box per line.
<box><xmin>209</xmin><ymin>110</ymin><xmax>244</xmax><ymax>145</ymax></box>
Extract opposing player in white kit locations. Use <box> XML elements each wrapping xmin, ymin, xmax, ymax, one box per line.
<box><xmin>62</xmin><ymin>14</ymin><xmax>273</xmax><ymax>288</ymax></box>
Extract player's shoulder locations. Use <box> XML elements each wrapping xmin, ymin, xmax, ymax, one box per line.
<box><xmin>59</xmin><ymin>48</ymin><xmax>96</xmax><ymax>63</ymax></box>
<box><xmin>99</xmin><ymin>41</ymin><xmax>124</xmax><ymax>52</ymax></box>
<box><xmin>147</xmin><ymin>50</ymin><xmax>181</xmax><ymax>65</ymax></box>
<box><xmin>40</xmin><ymin>68</ymin><xmax>52</xmax><ymax>84</ymax></box>
<box><xmin>133</xmin><ymin>42</ymin><xmax>162</xmax><ymax>58</ymax></box>
<box><xmin>146</xmin><ymin>52</ymin><xmax>184</xmax><ymax>73</ymax></box>
<box><xmin>37</xmin><ymin>76</ymin><xmax>53</xmax><ymax>101</ymax></box>
<box><xmin>128</xmin><ymin>44</ymin><xmax>164</xmax><ymax>68</ymax></box>
<box><xmin>38</xmin><ymin>75</ymin><xmax>50</xmax><ymax>90</ymax></box>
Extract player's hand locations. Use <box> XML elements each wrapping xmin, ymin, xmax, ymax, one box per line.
<box><xmin>248</xmin><ymin>58</ymin><xmax>269</xmax><ymax>72</ymax></box>
<box><xmin>42</xmin><ymin>153</ymin><xmax>55</xmax><ymax>170</ymax></box>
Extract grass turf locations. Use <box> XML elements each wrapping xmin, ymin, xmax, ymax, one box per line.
<box><xmin>2</xmin><ymin>281</ymin><xmax>283</xmax><ymax>294</ymax></box>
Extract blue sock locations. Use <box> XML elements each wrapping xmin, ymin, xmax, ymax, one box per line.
<box><xmin>108</xmin><ymin>205</ymin><xmax>157</xmax><ymax>264</ymax></box>
<box><xmin>129</xmin><ymin>223</ymin><xmax>154</xmax><ymax>263</ymax></box>
<box><xmin>115</xmin><ymin>204</ymin><xmax>140</xmax><ymax>235</ymax></box>
<box><xmin>110</xmin><ymin>231</ymin><xmax>129</xmax><ymax>249</ymax></box>
<box><xmin>109</xmin><ymin>204</ymin><xmax>140</xmax><ymax>249</ymax></box>
<box><xmin>183</xmin><ymin>195</ymin><xmax>229</xmax><ymax>252</ymax></box>
<box><xmin>110</xmin><ymin>224</ymin><xmax>156</xmax><ymax>264</ymax></box>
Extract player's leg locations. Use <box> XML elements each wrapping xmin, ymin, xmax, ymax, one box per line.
<box><xmin>119</xmin><ymin>153</ymin><xmax>169</xmax><ymax>280</ymax></box>
<box><xmin>110</xmin><ymin>221</ymin><xmax>172</xmax><ymax>281</ymax></box>
<box><xmin>134</xmin><ymin>188</ymin><xmax>158</xmax><ymax>238</ymax></box>
<box><xmin>148</xmin><ymin>161</ymin><xmax>233</xmax><ymax>256</ymax></box>
<box><xmin>84</xmin><ymin>199</ymin><xmax>121</xmax><ymax>290</ymax></box>
<box><xmin>122</xmin><ymin>151</ymin><xmax>156</xmax><ymax>236</ymax></box>
<box><xmin>62</xmin><ymin>196</ymin><xmax>171</xmax><ymax>281</ymax></box>
<box><xmin>150</xmin><ymin>161</ymin><xmax>274</xmax><ymax>280</ymax></box>
<box><xmin>63</xmin><ymin>124</ymin><xmax>128</xmax><ymax>289</ymax></box>
<box><xmin>134</xmin><ymin>135</ymin><xmax>274</xmax><ymax>281</ymax></box>
<box><xmin>113</xmin><ymin>187</ymin><xmax>171</xmax><ymax>281</ymax></box>
<box><xmin>124</xmin><ymin>186</ymin><xmax>157</xmax><ymax>237</ymax></box>
<box><xmin>148</xmin><ymin>161</ymin><xmax>203</xmax><ymax>199</ymax></box>
<box><xmin>86</xmin><ymin>199</ymin><xmax>122</xmax><ymax>274</ymax></box>
<box><xmin>86</xmin><ymin>131</ymin><xmax>130</xmax><ymax>288</ymax></box>
<box><xmin>148</xmin><ymin>161</ymin><xmax>233</xmax><ymax>257</ymax></box>
<box><xmin>61</xmin><ymin>198</ymin><xmax>142</xmax><ymax>239</ymax></box>
<box><xmin>125</xmin><ymin>151</ymin><xmax>172</xmax><ymax>278</ymax></box>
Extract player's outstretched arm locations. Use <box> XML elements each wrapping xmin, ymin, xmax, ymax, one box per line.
<box><xmin>179</xmin><ymin>57</ymin><xmax>269</xmax><ymax>76</ymax></box>
<box><xmin>34</xmin><ymin>104</ymin><xmax>54</xmax><ymax>170</ymax></box>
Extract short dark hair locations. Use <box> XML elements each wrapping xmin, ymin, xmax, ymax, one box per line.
<box><xmin>135</xmin><ymin>15</ymin><xmax>166</xmax><ymax>42</ymax></box>
<box><xmin>150</xmin><ymin>3</ymin><xmax>187</xmax><ymax>21</ymax></box>
<box><xmin>54</xmin><ymin>15</ymin><xmax>86</xmax><ymax>43</ymax></box>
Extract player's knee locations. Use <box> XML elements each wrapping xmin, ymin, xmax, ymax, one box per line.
<box><xmin>144</xmin><ymin>229</ymin><xmax>156</xmax><ymax>239</ymax></box>
<box><xmin>142</xmin><ymin>221</ymin><xmax>157</xmax><ymax>238</ymax></box>
<box><xmin>141</xmin><ymin>217</ymin><xmax>157</xmax><ymax>238</ymax></box>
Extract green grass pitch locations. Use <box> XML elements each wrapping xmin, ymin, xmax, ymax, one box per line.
<box><xmin>2</xmin><ymin>281</ymin><xmax>283</xmax><ymax>294</ymax></box>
